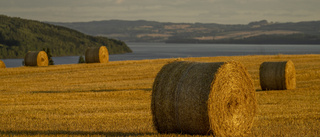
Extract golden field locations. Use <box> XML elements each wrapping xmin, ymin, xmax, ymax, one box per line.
<box><xmin>0</xmin><ymin>54</ymin><xmax>319</xmax><ymax>137</ymax></box>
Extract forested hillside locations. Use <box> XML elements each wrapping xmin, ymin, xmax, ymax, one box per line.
<box><xmin>0</xmin><ymin>15</ymin><xmax>132</xmax><ymax>59</ymax></box>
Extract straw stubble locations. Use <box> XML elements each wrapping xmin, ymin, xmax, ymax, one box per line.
<box><xmin>151</xmin><ymin>61</ymin><xmax>256</xmax><ymax>136</ymax></box>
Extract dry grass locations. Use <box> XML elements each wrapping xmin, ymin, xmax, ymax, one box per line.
<box><xmin>0</xmin><ymin>54</ymin><xmax>320</xmax><ymax>136</ymax></box>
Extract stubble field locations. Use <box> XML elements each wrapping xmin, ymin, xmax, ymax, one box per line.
<box><xmin>0</xmin><ymin>54</ymin><xmax>319</xmax><ymax>136</ymax></box>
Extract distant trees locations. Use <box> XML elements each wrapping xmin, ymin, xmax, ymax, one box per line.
<box><xmin>78</xmin><ymin>56</ymin><xmax>85</xmax><ymax>63</ymax></box>
<box><xmin>248</xmin><ymin>20</ymin><xmax>269</xmax><ymax>26</ymax></box>
<box><xmin>0</xmin><ymin>15</ymin><xmax>132</xmax><ymax>59</ymax></box>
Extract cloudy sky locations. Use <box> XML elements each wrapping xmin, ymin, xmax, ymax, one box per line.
<box><xmin>1</xmin><ymin>0</ymin><xmax>319</xmax><ymax>24</ymax></box>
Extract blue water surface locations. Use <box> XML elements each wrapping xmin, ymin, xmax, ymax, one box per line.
<box><xmin>3</xmin><ymin>43</ymin><xmax>320</xmax><ymax>68</ymax></box>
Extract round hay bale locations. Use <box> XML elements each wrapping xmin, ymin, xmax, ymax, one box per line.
<box><xmin>0</xmin><ymin>60</ymin><xmax>6</xmax><ymax>68</ymax></box>
<box><xmin>259</xmin><ymin>60</ymin><xmax>296</xmax><ymax>90</ymax></box>
<box><xmin>85</xmin><ymin>46</ymin><xmax>109</xmax><ymax>63</ymax></box>
<box><xmin>151</xmin><ymin>61</ymin><xmax>256</xmax><ymax>136</ymax></box>
<box><xmin>24</xmin><ymin>51</ymin><xmax>49</xmax><ymax>67</ymax></box>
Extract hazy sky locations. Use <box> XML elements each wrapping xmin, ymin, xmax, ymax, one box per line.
<box><xmin>1</xmin><ymin>0</ymin><xmax>319</xmax><ymax>24</ymax></box>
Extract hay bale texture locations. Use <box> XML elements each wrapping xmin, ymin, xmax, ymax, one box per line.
<box><xmin>24</xmin><ymin>51</ymin><xmax>49</xmax><ymax>67</ymax></box>
<box><xmin>85</xmin><ymin>46</ymin><xmax>109</xmax><ymax>63</ymax></box>
<box><xmin>259</xmin><ymin>60</ymin><xmax>296</xmax><ymax>90</ymax></box>
<box><xmin>151</xmin><ymin>61</ymin><xmax>256</xmax><ymax>136</ymax></box>
<box><xmin>0</xmin><ymin>60</ymin><xmax>5</xmax><ymax>68</ymax></box>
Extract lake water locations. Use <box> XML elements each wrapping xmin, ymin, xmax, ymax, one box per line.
<box><xmin>2</xmin><ymin>43</ymin><xmax>320</xmax><ymax>68</ymax></box>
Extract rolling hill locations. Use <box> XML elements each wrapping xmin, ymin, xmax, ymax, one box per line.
<box><xmin>0</xmin><ymin>15</ymin><xmax>132</xmax><ymax>59</ymax></box>
<box><xmin>51</xmin><ymin>20</ymin><xmax>320</xmax><ymax>44</ymax></box>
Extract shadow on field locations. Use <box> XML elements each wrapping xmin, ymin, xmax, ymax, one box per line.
<box><xmin>0</xmin><ymin>130</ymin><xmax>156</xmax><ymax>136</ymax></box>
<box><xmin>31</xmin><ymin>91</ymin><xmax>67</xmax><ymax>94</ymax></box>
<box><xmin>91</xmin><ymin>88</ymin><xmax>152</xmax><ymax>92</ymax></box>
<box><xmin>31</xmin><ymin>88</ymin><xmax>152</xmax><ymax>94</ymax></box>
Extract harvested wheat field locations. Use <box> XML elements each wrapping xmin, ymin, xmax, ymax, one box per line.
<box><xmin>0</xmin><ymin>54</ymin><xmax>319</xmax><ymax>137</ymax></box>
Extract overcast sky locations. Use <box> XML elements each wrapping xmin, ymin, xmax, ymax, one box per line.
<box><xmin>1</xmin><ymin>0</ymin><xmax>319</xmax><ymax>24</ymax></box>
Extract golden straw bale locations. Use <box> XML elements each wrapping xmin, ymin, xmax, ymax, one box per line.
<box><xmin>24</xmin><ymin>51</ymin><xmax>49</xmax><ymax>67</ymax></box>
<box><xmin>259</xmin><ymin>60</ymin><xmax>296</xmax><ymax>90</ymax></box>
<box><xmin>151</xmin><ymin>61</ymin><xmax>256</xmax><ymax>136</ymax></box>
<box><xmin>85</xmin><ymin>46</ymin><xmax>109</xmax><ymax>63</ymax></box>
<box><xmin>0</xmin><ymin>60</ymin><xmax>6</xmax><ymax>68</ymax></box>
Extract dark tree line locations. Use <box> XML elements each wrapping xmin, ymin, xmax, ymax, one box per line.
<box><xmin>0</xmin><ymin>15</ymin><xmax>132</xmax><ymax>59</ymax></box>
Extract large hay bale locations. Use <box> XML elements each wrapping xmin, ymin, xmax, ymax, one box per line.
<box><xmin>24</xmin><ymin>51</ymin><xmax>49</xmax><ymax>67</ymax></box>
<box><xmin>259</xmin><ymin>60</ymin><xmax>296</xmax><ymax>90</ymax></box>
<box><xmin>85</xmin><ymin>46</ymin><xmax>109</xmax><ymax>63</ymax></box>
<box><xmin>151</xmin><ymin>61</ymin><xmax>256</xmax><ymax>136</ymax></box>
<box><xmin>0</xmin><ymin>60</ymin><xmax>6</xmax><ymax>68</ymax></box>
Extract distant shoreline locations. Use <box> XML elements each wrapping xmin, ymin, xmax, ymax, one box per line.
<box><xmin>165</xmin><ymin>41</ymin><xmax>320</xmax><ymax>45</ymax></box>
<box><xmin>165</xmin><ymin>34</ymin><xmax>320</xmax><ymax>45</ymax></box>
